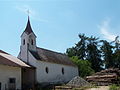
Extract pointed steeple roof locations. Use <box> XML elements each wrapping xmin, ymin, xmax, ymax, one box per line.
<box><xmin>21</xmin><ymin>16</ymin><xmax>36</xmax><ymax>37</ymax></box>
<box><xmin>24</xmin><ymin>16</ymin><xmax>33</xmax><ymax>35</ymax></box>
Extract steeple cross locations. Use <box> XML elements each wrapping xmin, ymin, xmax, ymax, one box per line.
<box><xmin>27</xmin><ymin>10</ymin><xmax>30</xmax><ymax>17</ymax></box>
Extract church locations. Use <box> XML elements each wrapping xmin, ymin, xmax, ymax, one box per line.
<box><xmin>0</xmin><ymin>17</ymin><xmax>78</xmax><ymax>90</ymax></box>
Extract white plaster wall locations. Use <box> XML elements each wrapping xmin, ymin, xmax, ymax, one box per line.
<box><xmin>20</xmin><ymin>32</ymin><xmax>28</xmax><ymax>62</ymax></box>
<box><xmin>28</xmin><ymin>52</ymin><xmax>78</xmax><ymax>84</ymax></box>
<box><xmin>36</xmin><ymin>61</ymin><xmax>78</xmax><ymax>83</ymax></box>
<box><xmin>28</xmin><ymin>33</ymin><xmax>37</xmax><ymax>51</ymax></box>
<box><xmin>0</xmin><ymin>65</ymin><xmax>21</xmax><ymax>90</ymax></box>
<box><xmin>20</xmin><ymin>32</ymin><xmax>36</xmax><ymax>63</ymax></box>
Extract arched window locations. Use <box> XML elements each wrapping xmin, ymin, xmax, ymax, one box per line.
<box><xmin>62</xmin><ymin>67</ymin><xmax>64</xmax><ymax>75</ymax></box>
<box><xmin>23</xmin><ymin>39</ymin><xmax>25</xmax><ymax>45</ymax></box>
<box><xmin>31</xmin><ymin>39</ymin><xmax>33</xmax><ymax>45</ymax></box>
<box><xmin>45</xmin><ymin>67</ymin><xmax>49</xmax><ymax>74</ymax></box>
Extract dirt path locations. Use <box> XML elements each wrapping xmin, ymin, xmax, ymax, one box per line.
<box><xmin>86</xmin><ymin>86</ymin><xmax>109</xmax><ymax>90</ymax></box>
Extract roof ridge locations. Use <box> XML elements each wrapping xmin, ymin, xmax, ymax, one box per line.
<box><xmin>37</xmin><ymin>47</ymin><xmax>66</xmax><ymax>56</ymax></box>
<box><xmin>36</xmin><ymin>47</ymin><xmax>77</xmax><ymax>67</ymax></box>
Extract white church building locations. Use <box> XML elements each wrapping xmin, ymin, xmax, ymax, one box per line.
<box><xmin>0</xmin><ymin>17</ymin><xmax>78</xmax><ymax>90</ymax></box>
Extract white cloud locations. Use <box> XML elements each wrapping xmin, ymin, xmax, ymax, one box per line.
<box><xmin>15</xmin><ymin>5</ymin><xmax>48</xmax><ymax>22</ymax></box>
<box><xmin>98</xmin><ymin>19</ymin><xmax>116</xmax><ymax>41</ymax></box>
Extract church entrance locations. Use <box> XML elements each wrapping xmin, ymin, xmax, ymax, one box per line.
<box><xmin>22</xmin><ymin>67</ymin><xmax>36</xmax><ymax>90</ymax></box>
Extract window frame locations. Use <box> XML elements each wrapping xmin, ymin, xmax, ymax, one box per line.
<box><xmin>9</xmin><ymin>78</ymin><xmax>16</xmax><ymax>84</ymax></box>
<box><xmin>62</xmin><ymin>67</ymin><xmax>64</xmax><ymax>75</ymax></box>
<box><xmin>45</xmin><ymin>67</ymin><xmax>49</xmax><ymax>74</ymax></box>
<box><xmin>31</xmin><ymin>39</ymin><xmax>34</xmax><ymax>45</ymax></box>
<box><xmin>23</xmin><ymin>39</ymin><xmax>25</xmax><ymax>45</ymax></box>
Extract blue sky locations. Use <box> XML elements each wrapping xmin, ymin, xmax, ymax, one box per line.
<box><xmin>0</xmin><ymin>0</ymin><xmax>120</xmax><ymax>56</ymax></box>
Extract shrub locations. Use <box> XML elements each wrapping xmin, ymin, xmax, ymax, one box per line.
<box><xmin>70</xmin><ymin>56</ymin><xmax>95</xmax><ymax>78</ymax></box>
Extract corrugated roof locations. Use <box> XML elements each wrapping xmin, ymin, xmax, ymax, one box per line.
<box><xmin>0</xmin><ymin>55</ymin><xmax>21</xmax><ymax>67</ymax></box>
<box><xmin>0</xmin><ymin>50</ymin><xmax>30</xmax><ymax>67</ymax></box>
<box><xmin>30</xmin><ymin>47</ymin><xmax>77</xmax><ymax>67</ymax></box>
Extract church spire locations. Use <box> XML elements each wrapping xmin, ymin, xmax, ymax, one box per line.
<box><xmin>24</xmin><ymin>16</ymin><xmax>33</xmax><ymax>35</ymax></box>
<box><xmin>19</xmin><ymin>16</ymin><xmax>37</xmax><ymax>63</ymax></box>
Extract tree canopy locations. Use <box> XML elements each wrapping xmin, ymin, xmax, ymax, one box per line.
<box><xmin>66</xmin><ymin>34</ymin><xmax>120</xmax><ymax>76</ymax></box>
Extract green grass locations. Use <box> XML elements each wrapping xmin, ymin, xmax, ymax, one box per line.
<box><xmin>109</xmin><ymin>84</ymin><xmax>120</xmax><ymax>90</ymax></box>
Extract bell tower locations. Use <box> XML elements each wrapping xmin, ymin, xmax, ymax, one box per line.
<box><xmin>18</xmin><ymin>17</ymin><xmax>37</xmax><ymax>63</ymax></box>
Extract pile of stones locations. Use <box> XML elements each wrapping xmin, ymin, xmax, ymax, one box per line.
<box><xmin>66</xmin><ymin>76</ymin><xmax>90</xmax><ymax>87</ymax></box>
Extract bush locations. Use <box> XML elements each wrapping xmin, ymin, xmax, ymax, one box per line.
<box><xmin>70</xmin><ymin>56</ymin><xmax>94</xmax><ymax>78</ymax></box>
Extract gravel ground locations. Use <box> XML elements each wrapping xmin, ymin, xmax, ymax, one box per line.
<box><xmin>86</xmin><ymin>86</ymin><xmax>109</xmax><ymax>90</ymax></box>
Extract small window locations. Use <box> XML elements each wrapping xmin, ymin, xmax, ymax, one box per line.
<box><xmin>9</xmin><ymin>78</ymin><xmax>16</xmax><ymax>83</ymax></box>
<box><xmin>62</xmin><ymin>68</ymin><xmax>64</xmax><ymax>75</ymax></box>
<box><xmin>23</xmin><ymin>39</ymin><xmax>25</xmax><ymax>45</ymax></box>
<box><xmin>31</xmin><ymin>39</ymin><xmax>33</xmax><ymax>45</ymax></box>
<box><xmin>45</xmin><ymin>67</ymin><xmax>49</xmax><ymax>74</ymax></box>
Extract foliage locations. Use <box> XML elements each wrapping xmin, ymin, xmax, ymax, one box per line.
<box><xmin>75</xmin><ymin>34</ymin><xmax>88</xmax><ymax>59</ymax></box>
<box><xmin>70</xmin><ymin>56</ymin><xmax>94</xmax><ymax>78</ymax></box>
<box><xmin>100</xmin><ymin>40</ymin><xmax>114</xmax><ymax>68</ymax></box>
<box><xmin>66</xmin><ymin>47</ymin><xmax>77</xmax><ymax>57</ymax></box>
<box><xmin>86</xmin><ymin>36</ymin><xmax>103</xmax><ymax>72</ymax></box>
<box><xmin>109</xmin><ymin>84</ymin><xmax>120</xmax><ymax>90</ymax></box>
<box><xmin>66</xmin><ymin>34</ymin><xmax>88</xmax><ymax>60</ymax></box>
<box><xmin>113</xmin><ymin>50</ymin><xmax>120</xmax><ymax>68</ymax></box>
<box><xmin>66</xmin><ymin>33</ymin><xmax>120</xmax><ymax>74</ymax></box>
<box><xmin>66</xmin><ymin>34</ymin><xmax>103</xmax><ymax>72</ymax></box>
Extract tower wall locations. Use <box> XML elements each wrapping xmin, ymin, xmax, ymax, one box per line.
<box><xmin>18</xmin><ymin>18</ymin><xmax>37</xmax><ymax>63</ymax></box>
<box><xmin>20</xmin><ymin>33</ymin><xmax>29</xmax><ymax>63</ymax></box>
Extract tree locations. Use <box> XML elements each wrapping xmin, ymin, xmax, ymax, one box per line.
<box><xmin>66</xmin><ymin>47</ymin><xmax>77</xmax><ymax>57</ymax></box>
<box><xmin>109</xmin><ymin>36</ymin><xmax>120</xmax><ymax>69</ymax></box>
<box><xmin>113</xmin><ymin>41</ymin><xmax>120</xmax><ymax>69</ymax></box>
<box><xmin>70</xmin><ymin>56</ymin><xmax>94</xmax><ymax>78</ymax></box>
<box><xmin>113</xmin><ymin>50</ymin><xmax>120</xmax><ymax>68</ymax></box>
<box><xmin>86</xmin><ymin>36</ymin><xmax>103</xmax><ymax>72</ymax></box>
<box><xmin>66</xmin><ymin>34</ymin><xmax>88</xmax><ymax>60</ymax></box>
<box><xmin>100</xmin><ymin>40</ymin><xmax>114</xmax><ymax>69</ymax></box>
<box><xmin>75</xmin><ymin>34</ymin><xmax>88</xmax><ymax>59</ymax></box>
<box><xmin>66</xmin><ymin>34</ymin><xmax>103</xmax><ymax>72</ymax></box>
